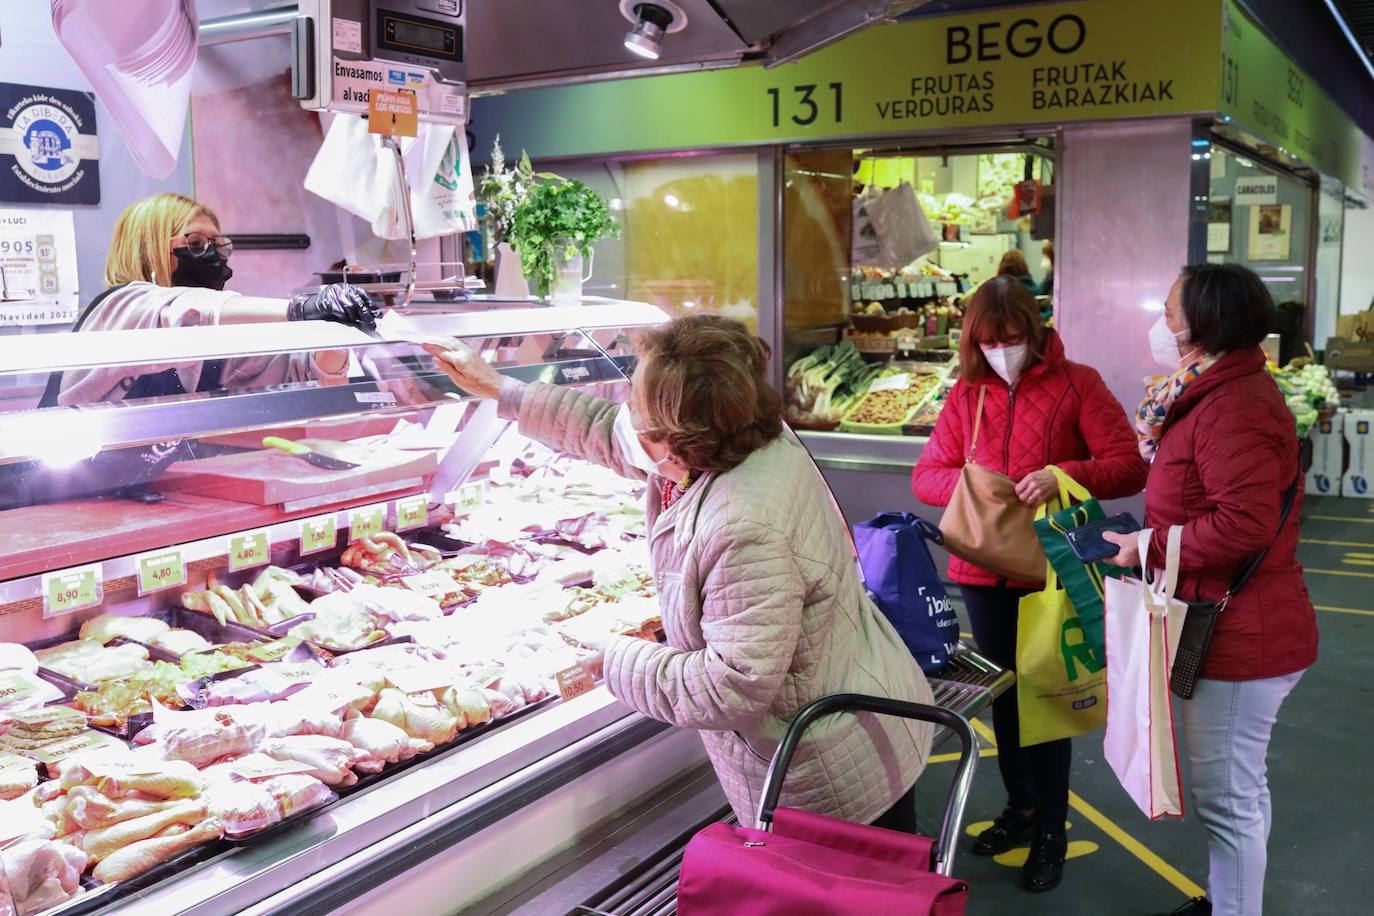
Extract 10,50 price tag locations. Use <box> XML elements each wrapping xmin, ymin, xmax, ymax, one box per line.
<box><xmin>42</xmin><ymin>564</ymin><xmax>102</xmax><ymax>617</ymax></box>
<box><xmin>300</xmin><ymin>516</ymin><xmax>337</xmax><ymax>555</ymax></box>
<box><xmin>395</xmin><ymin>495</ymin><xmax>427</xmax><ymax>530</ymax></box>
<box><xmin>228</xmin><ymin>530</ymin><xmax>270</xmax><ymax>572</ymax></box>
<box><xmin>136</xmin><ymin>549</ymin><xmax>186</xmax><ymax>595</ymax></box>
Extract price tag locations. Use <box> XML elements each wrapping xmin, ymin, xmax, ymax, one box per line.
<box><xmin>42</xmin><ymin>564</ymin><xmax>102</xmax><ymax>617</ymax></box>
<box><xmin>897</xmin><ymin>339</ymin><xmax>918</xmax><ymax>353</ymax></box>
<box><xmin>555</xmin><ymin>664</ymin><xmax>597</xmax><ymax>702</ymax></box>
<box><xmin>850</xmin><ymin>284</ymin><xmax>861</xmax><ymax>300</ymax></box>
<box><xmin>401</xmin><ymin>571</ymin><xmax>459</xmax><ymax>600</ymax></box>
<box><xmin>0</xmin><ymin>752</ymin><xmax>35</xmax><ymax>779</ymax></box>
<box><xmin>246</xmin><ymin>636</ymin><xmax>303</xmax><ymax>663</ymax></box>
<box><xmin>228</xmin><ymin>530</ymin><xmax>270</xmax><ymax>572</ymax></box>
<box><xmin>349</xmin><ymin>504</ymin><xmax>387</xmax><ymax>542</ymax></box>
<box><xmin>0</xmin><ymin>672</ymin><xmax>42</xmax><ymax>709</ymax></box>
<box><xmin>870</xmin><ymin>373</ymin><xmax>913</xmax><ymax>392</ymax></box>
<box><xmin>136</xmin><ymin>549</ymin><xmax>186</xmax><ymax>595</ymax></box>
<box><xmin>459</xmin><ymin>666</ymin><xmax>503</xmax><ymax>690</ymax></box>
<box><xmin>300</xmin><ymin>515</ymin><xmax>337</xmax><ymax>555</ymax></box>
<box><xmin>445</xmin><ymin>480</ymin><xmax>487</xmax><ymax>514</ymax></box>
<box><xmin>388</xmin><ymin>661</ymin><xmax>458</xmax><ymax>695</ymax></box>
<box><xmin>230</xmin><ymin>757</ymin><xmax>318</xmax><ymax>780</ymax></box>
<box><xmin>81</xmin><ymin>756</ymin><xmax>164</xmax><ymax>779</ymax></box>
<box><xmin>894</xmin><ymin>280</ymin><xmax>908</xmax><ymax>297</ymax></box>
<box><xmin>879</xmin><ymin>283</ymin><xmax>896</xmax><ymax>298</ymax></box>
<box><xmin>396</xmin><ymin>495</ymin><xmax>428</xmax><ymax>530</ymax></box>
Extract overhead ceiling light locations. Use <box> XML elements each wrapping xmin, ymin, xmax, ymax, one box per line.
<box><xmin>622</xmin><ymin>2</ymin><xmax>678</xmax><ymax>60</ymax></box>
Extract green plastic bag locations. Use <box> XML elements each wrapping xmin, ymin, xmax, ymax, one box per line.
<box><xmin>1030</xmin><ymin>466</ymin><xmax>1122</xmax><ymax>667</ymax></box>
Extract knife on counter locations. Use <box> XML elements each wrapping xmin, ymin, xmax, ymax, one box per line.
<box><xmin>262</xmin><ymin>437</ymin><xmax>361</xmax><ymax>470</ymax></box>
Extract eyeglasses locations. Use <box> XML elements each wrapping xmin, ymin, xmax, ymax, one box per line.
<box><xmin>175</xmin><ymin>232</ymin><xmax>233</xmax><ymax>258</ymax></box>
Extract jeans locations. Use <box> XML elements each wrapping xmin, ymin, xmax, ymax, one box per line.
<box><xmin>1178</xmin><ymin>670</ymin><xmax>1304</xmax><ymax>916</ymax></box>
<box><xmin>961</xmin><ymin>584</ymin><xmax>1071</xmax><ymax>829</ymax></box>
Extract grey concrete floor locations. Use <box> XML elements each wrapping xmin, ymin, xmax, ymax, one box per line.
<box><xmin>911</xmin><ymin>494</ymin><xmax>1372</xmax><ymax>915</ymax></box>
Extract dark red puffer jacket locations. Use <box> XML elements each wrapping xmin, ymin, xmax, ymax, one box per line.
<box><xmin>912</xmin><ymin>330</ymin><xmax>1148</xmax><ymax>587</ymax></box>
<box><xmin>1144</xmin><ymin>347</ymin><xmax>1317</xmax><ymax>680</ymax></box>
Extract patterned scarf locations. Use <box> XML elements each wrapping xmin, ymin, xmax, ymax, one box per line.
<box><xmin>659</xmin><ymin>468</ymin><xmax>699</xmax><ymax>511</ymax></box>
<box><xmin>1135</xmin><ymin>353</ymin><xmax>1218</xmax><ymax>461</ymax></box>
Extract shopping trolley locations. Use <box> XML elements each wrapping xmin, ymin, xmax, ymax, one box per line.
<box><xmin>675</xmin><ymin>693</ymin><xmax>977</xmax><ymax>915</ymax></box>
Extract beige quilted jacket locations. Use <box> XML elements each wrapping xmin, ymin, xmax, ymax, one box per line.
<box><xmin>506</xmin><ymin>382</ymin><xmax>934</xmax><ymax>827</ymax></box>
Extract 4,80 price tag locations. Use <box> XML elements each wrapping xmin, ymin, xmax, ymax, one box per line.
<box><xmin>395</xmin><ymin>495</ymin><xmax>427</xmax><ymax>530</ymax></box>
<box><xmin>135</xmin><ymin>550</ymin><xmax>186</xmax><ymax>595</ymax></box>
<box><xmin>42</xmin><ymin>564</ymin><xmax>102</xmax><ymax>617</ymax></box>
<box><xmin>349</xmin><ymin>505</ymin><xmax>386</xmax><ymax>542</ymax></box>
<box><xmin>300</xmin><ymin>516</ymin><xmax>337</xmax><ymax>555</ymax></box>
<box><xmin>228</xmin><ymin>530</ymin><xmax>270</xmax><ymax>572</ymax></box>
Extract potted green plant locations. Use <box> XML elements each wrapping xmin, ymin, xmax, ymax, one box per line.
<box><xmin>508</xmin><ymin>174</ymin><xmax>621</xmax><ymax>302</ymax></box>
<box><xmin>476</xmin><ymin>135</ymin><xmax>536</xmax><ymax>297</ymax></box>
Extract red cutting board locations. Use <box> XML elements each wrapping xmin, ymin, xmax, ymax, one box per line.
<box><xmin>157</xmin><ymin>440</ymin><xmax>438</xmax><ymax>505</ymax></box>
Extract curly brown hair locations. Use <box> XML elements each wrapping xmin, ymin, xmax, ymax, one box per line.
<box><xmin>630</xmin><ymin>315</ymin><xmax>783</xmax><ymax>473</ymax></box>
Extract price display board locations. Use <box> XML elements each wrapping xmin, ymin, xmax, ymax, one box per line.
<box><xmin>41</xmin><ymin>563</ymin><xmax>102</xmax><ymax>617</ymax></box>
<box><xmin>228</xmin><ymin>529</ymin><xmax>270</xmax><ymax>572</ymax></box>
<box><xmin>349</xmin><ymin>504</ymin><xmax>387</xmax><ymax>542</ymax></box>
<box><xmin>135</xmin><ymin>549</ymin><xmax>186</xmax><ymax>595</ymax></box>
<box><xmin>396</xmin><ymin>494</ymin><xmax>428</xmax><ymax>530</ymax></box>
<box><xmin>300</xmin><ymin>515</ymin><xmax>338</xmax><ymax>555</ymax></box>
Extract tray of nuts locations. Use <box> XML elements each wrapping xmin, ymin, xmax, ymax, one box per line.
<box><xmin>837</xmin><ymin>375</ymin><xmax>941</xmax><ymax>435</ymax></box>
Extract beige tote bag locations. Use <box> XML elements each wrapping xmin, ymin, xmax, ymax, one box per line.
<box><xmin>938</xmin><ymin>387</ymin><xmax>1047</xmax><ymax>584</ymax></box>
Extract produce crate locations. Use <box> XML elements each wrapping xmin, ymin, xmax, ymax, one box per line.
<box><xmin>836</xmin><ymin>377</ymin><xmax>940</xmax><ymax>435</ymax></box>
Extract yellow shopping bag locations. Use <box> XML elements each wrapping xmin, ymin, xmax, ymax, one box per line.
<box><xmin>1015</xmin><ymin>558</ymin><xmax>1108</xmax><ymax>747</ymax></box>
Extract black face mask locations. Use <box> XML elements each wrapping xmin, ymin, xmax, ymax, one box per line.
<box><xmin>170</xmin><ymin>246</ymin><xmax>233</xmax><ymax>290</ymax></box>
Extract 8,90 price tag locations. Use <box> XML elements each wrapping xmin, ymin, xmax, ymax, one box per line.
<box><xmin>395</xmin><ymin>495</ymin><xmax>428</xmax><ymax>530</ymax></box>
<box><xmin>42</xmin><ymin>564</ymin><xmax>102</xmax><ymax>618</ymax></box>
<box><xmin>349</xmin><ymin>505</ymin><xmax>386</xmax><ymax>543</ymax></box>
<box><xmin>300</xmin><ymin>516</ymin><xmax>337</xmax><ymax>555</ymax></box>
<box><xmin>228</xmin><ymin>530</ymin><xmax>270</xmax><ymax>572</ymax></box>
<box><xmin>136</xmin><ymin>550</ymin><xmax>186</xmax><ymax>595</ymax></box>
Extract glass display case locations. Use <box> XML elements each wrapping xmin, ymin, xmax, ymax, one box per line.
<box><xmin>0</xmin><ymin>297</ymin><xmax>720</xmax><ymax>915</ymax></box>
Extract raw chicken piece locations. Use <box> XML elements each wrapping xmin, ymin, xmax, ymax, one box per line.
<box><xmin>370</xmin><ymin>689</ymin><xmax>459</xmax><ymax>746</ymax></box>
<box><xmin>258</xmin><ymin>773</ymin><xmax>333</xmax><ymax>818</ymax></box>
<box><xmin>60</xmin><ymin>758</ymin><xmax>203</xmax><ymax>799</ymax></box>
<box><xmin>151</xmin><ymin>707</ymin><xmax>267</xmax><ymax>768</ymax></box>
<box><xmin>203</xmin><ymin>779</ymin><xmax>280</xmax><ymax>839</ymax></box>
<box><xmin>258</xmin><ymin>736</ymin><xmax>362</xmax><ymax>787</ymax></box>
<box><xmin>92</xmin><ymin>818</ymin><xmax>224</xmax><ymax>883</ymax></box>
<box><xmin>341</xmin><ymin>717</ymin><xmax>431</xmax><ymax>774</ymax></box>
<box><xmin>2</xmin><ymin>839</ymin><xmax>86</xmax><ymax>915</ymax></box>
<box><xmin>83</xmin><ymin>799</ymin><xmax>206</xmax><ymax>863</ymax></box>
<box><xmin>0</xmin><ymin>643</ymin><xmax>39</xmax><ymax>674</ymax></box>
<box><xmin>65</xmin><ymin>786</ymin><xmax>181</xmax><ymax>830</ymax></box>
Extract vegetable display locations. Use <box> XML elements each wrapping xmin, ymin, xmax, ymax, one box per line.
<box><xmin>785</xmin><ymin>341</ymin><xmax>884</xmax><ymax>423</ymax></box>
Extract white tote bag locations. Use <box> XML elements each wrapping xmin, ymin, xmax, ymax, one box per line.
<box><xmin>1103</xmin><ymin>526</ymin><xmax>1188</xmax><ymax>819</ymax></box>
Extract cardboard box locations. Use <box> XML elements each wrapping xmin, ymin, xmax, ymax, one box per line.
<box><xmin>1307</xmin><ymin>412</ymin><xmax>1344</xmax><ymax>496</ymax></box>
<box><xmin>1326</xmin><ymin>337</ymin><xmax>1374</xmax><ymax>372</ymax></box>
<box><xmin>1342</xmin><ymin>410</ymin><xmax>1374</xmax><ymax>498</ymax></box>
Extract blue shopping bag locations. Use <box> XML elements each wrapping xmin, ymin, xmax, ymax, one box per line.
<box><xmin>853</xmin><ymin>512</ymin><xmax>960</xmax><ymax>673</ymax></box>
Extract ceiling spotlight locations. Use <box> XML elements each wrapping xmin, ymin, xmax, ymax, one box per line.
<box><xmin>624</xmin><ymin>3</ymin><xmax>675</xmax><ymax>59</ymax></box>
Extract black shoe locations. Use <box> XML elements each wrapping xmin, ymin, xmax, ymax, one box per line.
<box><xmin>1020</xmin><ymin>828</ymin><xmax>1067</xmax><ymax>892</ymax></box>
<box><xmin>970</xmin><ymin>807</ymin><xmax>1037</xmax><ymax>856</ymax></box>
<box><xmin>1149</xmin><ymin>898</ymin><xmax>1212</xmax><ymax>916</ymax></box>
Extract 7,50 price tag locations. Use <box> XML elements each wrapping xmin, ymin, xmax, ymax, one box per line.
<box><xmin>135</xmin><ymin>549</ymin><xmax>186</xmax><ymax>595</ymax></box>
<box><xmin>300</xmin><ymin>515</ymin><xmax>337</xmax><ymax>555</ymax></box>
<box><xmin>42</xmin><ymin>564</ymin><xmax>102</xmax><ymax>618</ymax></box>
<box><xmin>228</xmin><ymin>530</ymin><xmax>270</xmax><ymax>572</ymax></box>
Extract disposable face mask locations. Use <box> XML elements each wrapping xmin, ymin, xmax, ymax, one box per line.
<box><xmin>171</xmin><ymin>246</ymin><xmax>232</xmax><ymax>290</ymax></box>
<box><xmin>613</xmin><ymin>402</ymin><xmax>669</xmax><ymax>475</ymax></box>
<box><xmin>1148</xmin><ymin>315</ymin><xmax>1190</xmax><ymax>369</ymax></box>
<box><xmin>981</xmin><ymin>342</ymin><xmax>1028</xmax><ymax>385</ymax></box>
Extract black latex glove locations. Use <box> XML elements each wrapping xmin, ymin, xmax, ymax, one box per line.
<box><xmin>287</xmin><ymin>283</ymin><xmax>383</xmax><ymax>332</ymax></box>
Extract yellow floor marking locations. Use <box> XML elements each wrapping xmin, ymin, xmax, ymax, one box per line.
<box><xmin>965</xmin><ymin>819</ymin><xmax>1074</xmax><ymax>835</ymax></box>
<box><xmin>994</xmin><ymin>840</ymin><xmax>1099</xmax><ymax>867</ymax></box>
<box><xmin>1342</xmin><ymin>559</ymin><xmax>1374</xmax><ymax>566</ymax></box>
<box><xmin>1305</xmin><ymin>566</ymin><xmax>1374</xmax><ymax>578</ymax></box>
<box><xmin>1301</xmin><ymin>538</ymin><xmax>1374</xmax><ymax>547</ymax></box>
<box><xmin>1068</xmin><ymin>791</ymin><xmax>1206</xmax><ymax>898</ymax></box>
<box><xmin>959</xmin><ymin>631</ymin><xmax>972</xmax><ymax>639</ymax></box>
<box><xmin>929</xmin><ymin>748</ymin><xmax>999</xmax><ymax>764</ymax></box>
<box><xmin>1315</xmin><ymin>604</ymin><xmax>1374</xmax><ymax>616</ymax></box>
<box><xmin>968</xmin><ymin>714</ymin><xmax>1206</xmax><ymax>898</ymax></box>
<box><xmin>1307</xmin><ymin>514</ymin><xmax>1374</xmax><ymax>523</ymax></box>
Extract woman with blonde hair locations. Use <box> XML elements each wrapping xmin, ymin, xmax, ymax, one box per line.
<box><xmin>44</xmin><ymin>192</ymin><xmax>382</xmax><ymax>406</ymax></box>
<box><xmin>425</xmin><ymin>315</ymin><xmax>935</xmax><ymax>833</ymax></box>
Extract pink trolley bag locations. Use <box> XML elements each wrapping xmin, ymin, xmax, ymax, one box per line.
<box><xmin>676</xmin><ymin>693</ymin><xmax>976</xmax><ymax>916</ymax></box>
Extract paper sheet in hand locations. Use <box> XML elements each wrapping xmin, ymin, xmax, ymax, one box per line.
<box><xmin>374</xmin><ymin>309</ymin><xmax>443</xmax><ymax>344</ymax></box>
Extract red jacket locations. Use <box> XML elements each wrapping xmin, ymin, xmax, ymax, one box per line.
<box><xmin>1144</xmin><ymin>347</ymin><xmax>1317</xmax><ymax>680</ymax></box>
<box><xmin>912</xmin><ymin>331</ymin><xmax>1148</xmax><ymax>586</ymax></box>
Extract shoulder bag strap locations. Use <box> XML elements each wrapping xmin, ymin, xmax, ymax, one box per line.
<box><xmin>968</xmin><ymin>385</ymin><xmax>987</xmax><ymax>463</ymax></box>
<box><xmin>1223</xmin><ymin>470</ymin><xmax>1302</xmax><ymax>604</ymax></box>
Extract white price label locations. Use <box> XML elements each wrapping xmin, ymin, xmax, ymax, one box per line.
<box><xmin>870</xmin><ymin>374</ymin><xmax>913</xmax><ymax>392</ymax></box>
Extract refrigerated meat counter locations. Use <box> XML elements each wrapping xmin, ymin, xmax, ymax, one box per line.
<box><xmin>0</xmin><ymin>298</ymin><xmax>1006</xmax><ymax>915</ymax></box>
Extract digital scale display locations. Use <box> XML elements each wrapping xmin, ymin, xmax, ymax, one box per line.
<box><xmin>378</xmin><ymin>8</ymin><xmax>461</xmax><ymax>62</ymax></box>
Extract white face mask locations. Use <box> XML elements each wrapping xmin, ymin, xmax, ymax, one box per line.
<box><xmin>613</xmin><ymin>402</ymin><xmax>669</xmax><ymax>475</ymax></box>
<box><xmin>1148</xmin><ymin>315</ymin><xmax>1190</xmax><ymax>369</ymax></box>
<box><xmin>981</xmin><ymin>343</ymin><xmax>1028</xmax><ymax>385</ymax></box>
